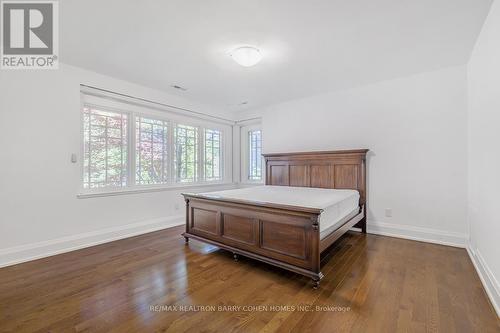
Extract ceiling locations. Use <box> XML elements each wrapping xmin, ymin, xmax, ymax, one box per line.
<box><xmin>61</xmin><ymin>0</ymin><xmax>492</xmax><ymax>113</ymax></box>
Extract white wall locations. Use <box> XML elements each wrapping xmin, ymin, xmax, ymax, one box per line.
<box><xmin>467</xmin><ymin>0</ymin><xmax>500</xmax><ymax>314</ymax></box>
<box><xmin>240</xmin><ymin>65</ymin><xmax>469</xmax><ymax>245</ymax></box>
<box><xmin>0</xmin><ymin>64</ymin><xmax>236</xmax><ymax>267</ymax></box>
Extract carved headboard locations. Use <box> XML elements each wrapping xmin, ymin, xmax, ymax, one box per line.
<box><xmin>263</xmin><ymin>149</ymin><xmax>368</xmax><ymax>206</ymax></box>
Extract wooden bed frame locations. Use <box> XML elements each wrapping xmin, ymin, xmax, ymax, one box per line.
<box><xmin>182</xmin><ymin>149</ymin><xmax>368</xmax><ymax>288</ymax></box>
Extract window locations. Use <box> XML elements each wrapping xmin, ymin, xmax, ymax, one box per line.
<box><xmin>174</xmin><ymin>124</ymin><xmax>198</xmax><ymax>183</ymax></box>
<box><xmin>135</xmin><ymin>116</ymin><xmax>169</xmax><ymax>185</ymax></box>
<box><xmin>83</xmin><ymin>107</ymin><xmax>128</xmax><ymax>189</ymax></box>
<box><xmin>204</xmin><ymin>129</ymin><xmax>222</xmax><ymax>181</ymax></box>
<box><xmin>240</xmin><ymin>124</ymin><xmax>263</xmax><ymax>183</ymax></box>
<box><xmin>81</xmin><ymin>93</ymin><xmax>229</xmax><ymax>195</ymax></box>
<box><xmin>248</xmin><ymin>129</ymin><xmax>262</xmax><ymax>181</ymax></box>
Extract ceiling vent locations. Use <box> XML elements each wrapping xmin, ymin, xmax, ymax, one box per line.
<box><xmin>171</xmin><ymin>85</ymin><xmax>187</xmax><ymax>91</ymax></box>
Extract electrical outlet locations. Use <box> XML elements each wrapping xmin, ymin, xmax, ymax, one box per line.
<box><xmin>385</xmin><ymin>208</ymin><xmax>392</xmax><ymax>217</ymax></box>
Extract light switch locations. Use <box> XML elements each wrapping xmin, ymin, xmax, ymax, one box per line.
<box><xmin>71</xmin><ymin>153</ymin><xmax>77</xmax><ymax>163</ymax></box>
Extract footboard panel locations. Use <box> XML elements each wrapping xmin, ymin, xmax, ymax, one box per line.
<box><xmin>183</xmin><ymin>195</ymin><xmax>322</xmax><ymax>277</ymax></box>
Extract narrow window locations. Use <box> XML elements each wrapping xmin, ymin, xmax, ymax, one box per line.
<box><xmin>248</xmin><ymin>129</ymin><xmax>262</xmax><ymax>181</ymax></box>
<box><xmin>135</xmin><ymin>116</ymin><xmax>169</xmax><ymax>185</ymax></box>
<box><xmin>204</xmin><ymin>129</ymin><xmax>222</xmax><ymax>181</ymax></box>
<box><xmin>174</xmin><ymin>124</ymin><xmax>198</xmax><ymax>182</ymax></box>
<box><xmin>83</xmin><ymin>107</ymin><xmax>128</xmax><ymax>188</ymax></box>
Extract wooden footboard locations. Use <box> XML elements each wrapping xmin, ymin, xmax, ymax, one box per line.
<box><xmin>182</xmin><ymin>195</ymin><xmax>324</xmax><ymax>284</ymax></box>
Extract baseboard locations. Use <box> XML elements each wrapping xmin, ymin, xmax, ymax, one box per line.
<box><xmin>466</xmin><ymin>245</ymin><xmax>500</xmax><ymax>317</ymax></box>
<box><xmin>0</xmin><ymin>215</ymin><xmax>184</xmax><ymax>268</ymax></box>
<box><xmin>367</xmin><ymin>221</ymin><xmax>468</xmax><ymax>248</ymax></box>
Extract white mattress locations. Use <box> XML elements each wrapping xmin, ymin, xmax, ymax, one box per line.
<box><xmin>199</xmin><ymin>186</ymin><xmax>360</xmax><ymax>239</ymax></box>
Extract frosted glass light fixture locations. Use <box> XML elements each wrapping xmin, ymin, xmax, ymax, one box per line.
<box><xmin>231</xmin><ymin>46</ymin><xmax>262</xmax><ymax>67</ymax></box>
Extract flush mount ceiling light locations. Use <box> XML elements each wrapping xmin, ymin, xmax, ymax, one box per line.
<box><xmin>230</xmin><ymin>46</ymin><xmax>262</xmax><ymax>67</ymax></box>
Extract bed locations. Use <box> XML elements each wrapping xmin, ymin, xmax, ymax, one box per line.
<box><xmin>182</xmin><ymin>149</ymin><xmax>368</xmax><ymax>288</ymax></box>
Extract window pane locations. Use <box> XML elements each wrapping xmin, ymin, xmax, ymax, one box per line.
<box><xmin>204</xmin><ymin>129</ymin><xmax>222</xmax><ymax>181</ymax></box>
<box><xmin>248</xmin><ymin>130</ymin><xmax>262</xmax><ymax>180</ymax></box>
<box><xmin>136</xmin><ymin>116</ymin><xmax>169</xmax><ymax>185</ymax></box>
<box><xmin>174</xmin><ymin>124</ymin><xmax>198</xmax><ymax>182</ymax></box>
<box><xmin>83</xmin><ymin>107</ymin><xmax>128</xmax><ymax>189</ymax></box>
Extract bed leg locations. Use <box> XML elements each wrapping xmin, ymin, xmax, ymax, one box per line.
<box><xmin>184</xmin><ymin>236</ymin><xmax>189</xmax><ymax>244</ymax></box>
<box><xmin>233</xmin><ymin>253</ymin><xmax>239</xmax><ymax>262</ymax></box>
<box><xmin>312</xmin><ymin>278</ymin><xmax>320</xmax><ymax>290</ymax></box>
<box><xmin>360</xmin><ymin>217</ymin><xmax>367</xmax><ymax>233</ymax></box>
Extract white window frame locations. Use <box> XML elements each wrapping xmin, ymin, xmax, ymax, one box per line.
<box><xmin>78</xmin><ymin>92</ymin><xmax>232</xmax><ymax>197</ymax></box>
<box><xmin>134</xmin><ymin>114</ymin><xmax>171</xmax><ymax>186</ymax></box>
<box><xmin>173</xmin><ymin>123</ymin><xmax>200</xmax><ymax>184</ymax></box>
<box><xmin>202</xmin><ymin>128</ymin><xmax>224</xmax><ymax>182</ymax></box>
<box><xmin>81</xmin><ymin>103</ymin><xmax>131</xmax><ymax>190</ymax></box>
<box><xmin>240</xmin><ymin>123</ymin><xmax>264</xmax><ymax>184</ymax></box>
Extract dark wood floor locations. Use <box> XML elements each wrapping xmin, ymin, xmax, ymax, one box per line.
<box><xmin>0</xmin><ymin>226</ymin><xmax>498</xmax><ymax>333</ymax></box>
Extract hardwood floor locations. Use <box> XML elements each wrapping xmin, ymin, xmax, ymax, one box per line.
<box><xmin>0</xmin><ymin>226</ymin><xmax>498</xmax><ymax>333</ymax></box>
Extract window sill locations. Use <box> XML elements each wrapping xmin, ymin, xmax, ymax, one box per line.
<box><xmin>77</xmin><ymin>182</ymin><xmax>237</xmax><ymax>199</ymax></box>
<box><xmin>238</xmin><ymin>182</ymin><xmax>265</xmax><ymax>187</ymax></box>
